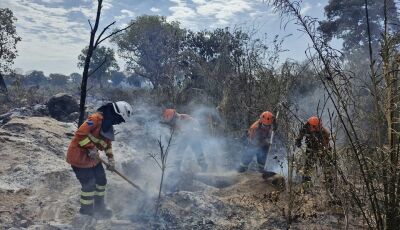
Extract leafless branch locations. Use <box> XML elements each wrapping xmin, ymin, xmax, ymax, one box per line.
<box><xmin>88</xmin><ymin>19</ymin><xmax>93</xmax><ymax>31</ymax></box>
<box><xmin>88</xmin><ymin>57</ymin><xmax>107</xmax><ymax>77</ymax></box>
<box><xmin>97</xmin><ymin>23</ymin><xmax>135</xmax><ymax>46</ymax></box>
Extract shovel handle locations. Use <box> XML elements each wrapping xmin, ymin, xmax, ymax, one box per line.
<box><xmin>263</xmin><ymin>111</ymin><xmax>280</xmax><ymax>171</ymax></box>
<box><xmin>98</xmin><ymin>158</ymin><xmax>144</xmax><ymax>193</ymax></box>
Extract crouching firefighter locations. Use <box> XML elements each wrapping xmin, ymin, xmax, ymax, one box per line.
<box><xmin>162</xmin><ymin>109</ymin><xmax>208</xmax><ymax>172</ymax></box>
<box><xmin>66</xmin><ymin>101</ymin><xmax>133</xmax><ymax>218</ymax></box>
<box><xmin>295</xmin><ymin>116</ymin><xmax>333</xmax><ymax>187</ymax></box>
<box><xmin>238</xmin><ymin>111</ymin><xmax>277</xmax><ymax>173</ymax></box>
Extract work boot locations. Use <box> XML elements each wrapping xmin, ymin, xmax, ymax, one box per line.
<box><xmin>94</xmin><ymin>206</ymin><xmax>112</xmax><ymax>219</ymax></box>
<box><xmin>94</xmin><ymin>198</ymin><xmax>112</xmax><ymax>219</ymax></box>
<box><xmin>79</xmin><ymin>204</ymin><xmax>94</xmax><ymax>216</ymax></box>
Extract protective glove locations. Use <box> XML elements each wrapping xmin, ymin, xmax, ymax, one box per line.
<box><xmin>107</xmin><ymin>158</ymin><xmax>115</xmax><ymax>171</ymax></box>
<box><xmin>295</xmin><ymin>139</ymin><xmax>302</xmax><ymax>148</ymax></box>
<box><xmin>88</xmin><ymin>148</ymin><xmax>99</xmax><ymax>159</ymax></box>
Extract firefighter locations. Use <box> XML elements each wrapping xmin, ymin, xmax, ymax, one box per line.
<box><xmin>66</xmin><ymin>101</ymin><xmax>133</xmax><ymax>218</ymax></box>
<box><xmin>238</xmin><ymin>111</ymin><xmax>277</xmax><ymax>173</ymax></box>
<box><xmin>295</xmin><ymin>116</ymin><xmax>332</xmax><ymax>184</ymax></box>
<box><xmin>162</xmin><ymin>109</ymin><xmax>208</xmax><ymax>172</ymax></box>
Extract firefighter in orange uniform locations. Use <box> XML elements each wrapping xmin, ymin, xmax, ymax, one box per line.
<box><xmin>238</xmin><ymin>111</ymin><xmax>277</xmax><ymax>172</ymax></box>
<box><xmin>162</xmin><ymin>109</ymin><xmax>208</xmax><ymax>172</ymax></box>
<box><xmin>295</xmin><ymin>116</ymin><xmax>331</xmax><ymax>184</ymax></box>
<box><xmin>66</xmin><ymin>101</ymin><xmax>132</xmax><ymax>218</ymax></box>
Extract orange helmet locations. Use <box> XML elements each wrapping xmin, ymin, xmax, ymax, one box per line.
<box><xmin>260</xmin><ymin>111</ymin><xmax>274</xmax><ymax>125</ymax></box>
<box><xmin>308</xmin><ymin>116</ymin><xmax>321</xmax><ymax>131</ymax></box>
<box><xmin>163</xmin><ymin>109</ymin><xmax>176</xmax><ymax>122</ymax></box>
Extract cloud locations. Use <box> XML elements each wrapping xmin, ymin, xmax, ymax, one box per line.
<box><xmin>114</xmin><ymin>9</ymin><xmax>135</xmax><ymax>21</ymax></box>
<box><xmin>167</xmin><ymin>0</ymin><xmax>262</xmax><ymax>28</ymax></box>
<box><xmin>300</xmin><ymin>2</ymin><xmax>312</xmax><ymax>15</ymax></box>
<box><xmin>167</xmin><ymin>0</ymin><xmax>198</xmax><ymax>28</ymax></box>
<box><xmin>0</xmin><ymin>0</ymin><xmax>96</xmax><ymax>74</ymax></box>
<box><xmin>41</xmin><ymin>0</ymin><xmax>64</xmax><ymax>3</ymax></box>
<box><xmin>150</xmin><ymin>7</ymin><xmax>161</xmax><ymax>13</ymax></box>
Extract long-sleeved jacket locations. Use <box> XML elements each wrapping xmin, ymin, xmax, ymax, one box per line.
<box><xmin>167</xmin><ymin>113</ymin><xmax>200</xmax><ymax>134</ymax></box>
<box><xmin>296</xmin><ymin>123</ymin><xmax>330</xmax><ymax>151</ymax></box>
<box><xmin>248</xmin><ymin>119</ymin><xmax>277</xmax><ymax>147</ymax></box>
<box><xmin>66</xmin><ymin>113</ymin><xmax>113</xmax><ymax>168</ymax></box>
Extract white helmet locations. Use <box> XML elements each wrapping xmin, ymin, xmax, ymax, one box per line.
<box><xmin>112</xmin><ymin>101</ymin><xmax>133</xmax><ymax>122</ymax></box>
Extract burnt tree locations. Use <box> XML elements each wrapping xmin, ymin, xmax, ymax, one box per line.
<box><xmin>78</xmin><ymin>0</ymin><xmax>132</xmax><ymax>126</ymax></box>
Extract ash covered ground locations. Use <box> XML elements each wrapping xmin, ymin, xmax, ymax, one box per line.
<box><xmin>0</xmin><ymin>113</ymin><xmax>359</xmax><ymax>229</ymax></box>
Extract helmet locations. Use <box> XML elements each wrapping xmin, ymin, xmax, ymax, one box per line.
<box><xmin>308</xmin><ymin>116</ymin><xmax>321</xmax><ymax>131</ymax></box>
<box><xmin>260</xmin><ymin>111</ymin><xmax>274</xmax><ymax>125</ymax></box>
<box><xmin>163</xmin><ymin>109</ymin><xmax>176</xmax><ymax>122</ymax></box>
<box><xmin>112</xmin><ymin>101</ymin><xmax>133</xmax><ymax>122</ymax></box>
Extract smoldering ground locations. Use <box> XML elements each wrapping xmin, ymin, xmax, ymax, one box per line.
<box><xmin>100</xmin><ymin>101</ymin><xmax>289</xmax><ymax>224</ymax></box>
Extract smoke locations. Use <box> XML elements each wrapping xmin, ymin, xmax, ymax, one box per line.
<box><xmin>88</xmin><ymin>96</ymin><xmax>296</xmax><ymax>222</ymax></box>
<box><xmin>99</xmin><ymin>100</ymin><xmax>241</xmax><ymax>222</ymax></box>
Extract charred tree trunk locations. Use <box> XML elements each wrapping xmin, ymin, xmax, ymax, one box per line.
<box><xmin>78</xmin><ymin>0</ymin><xmax>103</xmax><ymax>126</ymax></box>
<box><xmin>0</xmin><ymin>72</ymin><xmax>10</xmax><ymax>102</ymax></box>
<box><xmin>77</xmin><ymin>0</ymin><xmax>132</xmax><ymax>126</ymax></box>
<box><xmin>0</xmin><ymin>73</ymin><xmax>7</xmax><ymax>93</ymax></box>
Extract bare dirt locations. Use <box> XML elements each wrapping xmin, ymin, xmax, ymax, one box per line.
<box><xmin>0</xmin><ymin>115</ymin><xmax>362</xmax><ymax>229</ymax></box>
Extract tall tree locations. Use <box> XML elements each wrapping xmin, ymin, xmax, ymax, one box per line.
<box><xmin>49</xmin><ymin>73</ymin><xmax>68</xmax><ymax>86</ymax></box>
<box><xmin>78</xmin><ymin>46</ymin><xmax>119</xmax><ymax>88</ymax></box>
<box><xmin>69</xmin><ymin>72</ymin><xmax>82</xmax><ymax>84</ymax></box>
<box><xmin>77</xmin><ymin>0</ymin><xmax>132</xmax><ymax>126</ymax></box>
<box><xmin>0</xmin><ymin>8</ymin><xmax>21</xmax><ymax>94</ymax></box>
<box><xmin>112</xmin><ymin>15</ymin><xmax>186</xmax><ymax>89</ymax></box>
<box><xmin>319</xmin><ymin>0</ymin><xmax>399</xmax><ymax>54</ymax></box>
<box><xmin>109</xmin><ymin>71</ymin><xmax>125</xmax><ymax>86</ymax></box>
<box><xmin>23</xmin><ymin>70</ymin><xmax>47</xmax><ymax>86</ymax></box>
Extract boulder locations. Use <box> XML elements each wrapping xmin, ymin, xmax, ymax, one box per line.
<box><xmin>32</xmin><ymin>104</ymin><xmax>49</xmax><ymax>117</ymax></box>
<box><xmin>46</xmin><ymin>93</ymin><xmax>79</xmax><ymax>122</ymax></box>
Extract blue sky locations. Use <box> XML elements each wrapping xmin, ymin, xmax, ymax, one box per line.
<box><xmin>0</xmin><ymin>0</ymin><xmax>329</xmax><ymax>75</ymax></box>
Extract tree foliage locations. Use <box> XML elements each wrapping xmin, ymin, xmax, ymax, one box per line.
<box><xmin>49</xmin><ymin>73</ymin><xmax>68</xmax><ymax>86</ymax></box>
<box><xmin>319</xmin><ymin>0</ymin><xmax>399</xmax><ymax>54</ymax></box>
<box><xmin>69</xmin><ymin>72</ymin><xmax>82</xmax><ymax>84</ymax></box>
<box><xmin>23</xmin><ymin>70</ymin><xmax>47</xmax><ymax>86</ymax></box>
<box><xmin>113</xmin><ymin>15</ymin><xmax>185</xmax><ymax>89</ymax></box>
<box><xmin>0</xmin><ymin>8</ymin><xmax>21</xmax><ymax>92</ymax></box>
<box><xmin>78</xmin><ymin>46</ymin><xmax>119</xmax><ymax>88</ymax></box>
<box><xmin>109</xmin><ymin>71</ymin><xmax>125</xmax><ymax>86</ymax></box>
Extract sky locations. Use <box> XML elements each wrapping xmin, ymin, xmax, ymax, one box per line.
<box><xmin>0</xmin><ymin>0</ymin><xmax>329</xmax><ymax>75</ymax></box>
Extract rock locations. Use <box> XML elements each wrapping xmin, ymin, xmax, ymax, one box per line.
<box><xmin>32</xmin><ymin>104</ymin><xmax>48</xmax><ymax>117</ymax></box>
<box><xmin>0</xmin><ymin>112</ymin><xmax>12</xmax><ymax>125</ymax></box>
<box><xmin>9</xmin><ymin>107</ymin><xmax>32</xmax><ymax>117</ymax></box>
<box><xmin>20</xmin><ymin>219</ymin><xmax>28</xmax><ymax>227</ymax></box>
<box><xmin>46</xmin><ymin>93</ymin><xmax>79</xmax><ymax>122</ymax></box>
<box><xmin>263</xmin><ymin>172</ymin><xmax>286</xmax><ymax>190</ymax></box>
<box><xmin>67</xmin><ymin>112</ymin><xmax>79</xmax><ymax>122</ymax></box>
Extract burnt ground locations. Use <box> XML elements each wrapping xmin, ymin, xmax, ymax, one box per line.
<box><xmin>0</xmin><ymin>116</ymin><xmax>365</xmax><ymax>229</ymax></box>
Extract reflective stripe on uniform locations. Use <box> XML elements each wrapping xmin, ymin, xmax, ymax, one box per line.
<box><xmin>95</xmin><ymin>191</ymin><xmax>105</xmax><ymax>196</ymax></box>
<box><xmin>88</xmin><ymin>134</ymin><xmax>108</xmax><ymax>149</ymax></box>
<box><xmin>80</xmin><ymin>191</ymin><xmax>95</xmax><ymax>197</ymax></box>
<box><xmin>105</xmin><ymin>148</ymin><xmax>112</xmax><ymax>154</ymax></box>
<box><xmin>79</xmin><ymin>137</ymin><xmax>91</xmax><ymax>147</ymax></box>
<box><xmin>96</xmin><ymin>184</ymin><xmax>106</xmax><ymax>190</ymax></box>
<box><xmin>80</xmin><ymin>199</ymin><xmax>94</xmax><ymax>205</ymax></box>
